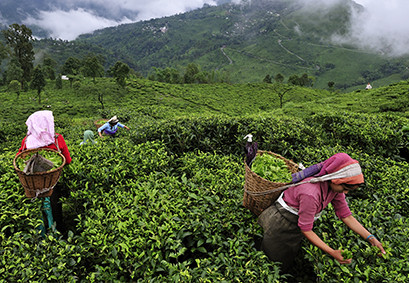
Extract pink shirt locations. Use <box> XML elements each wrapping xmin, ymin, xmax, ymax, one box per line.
<box><xmin>283</xmin><ymin>177</ymin><xmax>352</xmax><ymax>231</ymax></box>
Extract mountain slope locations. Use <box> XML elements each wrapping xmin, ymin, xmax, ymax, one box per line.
<box><xmin>26</xmin><ymin>0</ymin><xmax>409</xmax><ymax>90</ymax></box>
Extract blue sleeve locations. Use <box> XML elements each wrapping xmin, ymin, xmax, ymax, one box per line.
<box><xmin>98</xmin><ymin>123</ymin><xmax>108</xmax><ymax>132</ymax></box>
<box><xmin>117</xmin><ymin>122</ymin><xmax>125</xmax><ymax>128</ymax></box>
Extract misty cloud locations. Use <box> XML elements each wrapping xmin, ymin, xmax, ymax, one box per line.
<box><xmin>335</xmin><ymin>0</ymin><xmax>409</xmax><ymax>57</ymax></box>
<box><xmin>232</xmin><ymin>0</ymin><xmax>409</xmax><ymax>57</ymax></box>
<box><xmin>24</xmin><ymin>9</ymin><xmax>133</xmax><ymax>41</ymax></box>
<box><xmin>22</xmin><ymin>0</ymin><xmax>217</xmax><ymax>40</ymax></box>
<box><xmin>14</xmin><ymin>0</ymin><xmax>409</xmax><ymax>57</ymax></box>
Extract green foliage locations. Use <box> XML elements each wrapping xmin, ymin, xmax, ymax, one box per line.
<box><xmin>30</xmin><ymin>65</ymin><xmax>46</xmax><ymax>102</ymax></box>
<box><xmin>25</xmin><ymin>2</ymin><xmax>406</xmax><ymax>90</ymax></box>
<box><xmin>81</xmin><ymin>54</ymin><xmax>104</xmax><ymax>81</ymax></box>
<box><xmin>15</xmin><ymin>149</ymin><xmax>64</xmax><ymax>171</ymax></box>
<box><xmin>2</xmin><ymin>23</ymin><xmax>35</xmax><ymax>89</ymax></box>
<box><xmin>108</xmin><ymin>61</ymin><xmax>130</xmax><ymax>87</ymax></box>
<box><xmin>1</xmin><ymin>77</ymin><xmax>409</xmax><ymax>282</ymax></box>
<box><xmin>8</xmin><ymin>79</ymin><xmax>20</xmax><ymax>98</ymax></box>
<box><xmin>251</xmin><ymin>153</ymin><xmax>292</xmax><ymax>183</ymax></box>
<box><xmin>6</xmin><ymin>57</ymin><xmax>23</xmax><ymax>85</ymax></box>
<box><xmin>42</xmin><ymin>57</ymin><xmax>57</xmax><ymax>80</ymax></box>
<box><xmin>55</xmin><ymin>74</ymin><xmax>63</xmax><ymax>89</ymax></box>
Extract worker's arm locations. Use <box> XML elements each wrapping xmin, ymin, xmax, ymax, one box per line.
<box><xmin>341</xmin><ymin>215</ymin><xmax>385</xmax><ymax>254</ymax></box>
<box><xmin>98</xmin><ymin>124</ymin><xmax>106</xmax><ymax>138</ymax></box>
<box><xmin>302</xmin><ymin>230</ymin><xmax>352</xmax><ymax>264</ymax></box>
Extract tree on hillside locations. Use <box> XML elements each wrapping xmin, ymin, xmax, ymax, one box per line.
<box><xmin>30</xmin><ymin>66</ymin><xmax>46</xmax><ymax>104</ymax></box>
<box><xmin>8</xmin><ymin>80</ymin><xmax>20</xmax><ymax>99</ymax></box>
<box><xmin>288</xmin><ymin>73</ymin><xmax>312</xmax><ymax>87</ymax></box>
<box><xmin>108</xmin><ymin>61</ymin><xmax>130</xmax><ymax>87</ymax></box>
<box><xmin>82</xmin><ymin>54</ymin><xmax>105</xmax><ymax>82</ymax></box>
<box><xmin>6</xmin><ymin>57</ymin><xmax>23</xmax><ymax>85</ymax></box>
<box><xmin>328</xmin><ymin>81</ymin><xmax>335</xmax><ymax>91</ymax></box>
<box><xmin>43</xmin><ymin>57</ymin><xmax>57</xmax><ymax>80</ymax></box>
<box><xmin>272</xmin><ymin>82</ymin><xmax>292</xmax><ymax>108</ymax></box>
<box><xmin>62</xmin><ymin>57</ymin><xmax>82</xmax><ymax>87</ymax></box>
<box><xmin>152</xmin><ymin>67</ymin><xmax>181</xmax><ymax>84</ymax></box>
<box><xmin>55</xmin><ymin>74</ymin><xmax>63</xmax><ymax>89</ymax></box>
<box><xmin>2</xmin><ymin>24</ymin><xmax>35</xmax><ymax>91</ymax></box>
<box><xmin>263</xmin><ymin>74</ymin><xmax>272</xmax><ymax>83</ymax></box>
<box><xmin>184</xmin><ymin>63</ymin><xmax>199</xmax><ymax>84</ymax></box>
<box><xmin>288</xmin><ymin>74</ymin><xmax>300</xmax><ymax>86</ymax></box>
<box><xmin>274</xmin><ymin>73</ymin><xmax>284</xmax><ymax>83</ymax></box>
<box><xmin>0</xmin><ymin>42</ymin><xmax>8</xmax><ymax>66</ymax></box>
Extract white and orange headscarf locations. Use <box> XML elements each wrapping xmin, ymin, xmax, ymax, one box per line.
<box><xmin>317</xmin><ymin>153</ymin><xmax>364</xmax><ymax>185</ymax></box>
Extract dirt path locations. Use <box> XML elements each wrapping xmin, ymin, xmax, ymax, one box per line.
<box><xmin>220</xmin><ymin>46</ymin><xmax>233</xmax><ymax>64</ymax></box>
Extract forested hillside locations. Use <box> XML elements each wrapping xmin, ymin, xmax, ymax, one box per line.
<box><xmin>1</xmin><ymin>76</ymin><xmax>409</xmax><ymax>281</ymax></box>
<box><xmin>1</xmin><ymin>2</ymin><xmax>409</xmax><ymax>281</ymax></box>
<box><xmin>27</xmin><ymin>0</ymin><xmax>409</xmax><ymax>91</ymax></box>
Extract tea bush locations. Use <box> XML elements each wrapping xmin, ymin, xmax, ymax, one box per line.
<box><xmin>1</xmin><ymin>78</ymin><xmax>409</xmax><ymax>281</ymax></box>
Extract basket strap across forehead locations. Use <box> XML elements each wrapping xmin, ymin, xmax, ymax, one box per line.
<box><xmin>308</xmin><ymin>163</ymin><xmax>362</xmax><ymax>183</ymax></box>
<box><xmin>245</xmin><ymin>163</ymin><xmax>362</xmax><ymax>196</ymax></box>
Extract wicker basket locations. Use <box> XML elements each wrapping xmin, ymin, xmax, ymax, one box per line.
<box><xmin>13</xmin><ymin>148</ymin><xmax>66</xmax><ymax>198</ymax></box>
<box><xmin>243</xmin><ymin>150</ymin><xmax>299</xmax><ymax>216</ymax></box>
<box><xmin>94</xmin><ymin>119</ymin><xmax>108</xmax><ymax>130</ymax></box>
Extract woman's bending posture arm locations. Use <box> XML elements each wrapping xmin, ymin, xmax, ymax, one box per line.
<box><xmin>342</xmin><ymin>215</ymin><xmax>386</xmax><ymax>254</ymax></box>
<box><xmin>302</xmin><ymin>230</ymin><xmax>352</xmax><ymax>264</ymax></box>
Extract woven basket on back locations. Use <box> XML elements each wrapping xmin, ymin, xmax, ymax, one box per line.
<box><xmin>13</xmin><ymin>148</ymin><xmax>66</xmax><ymax>198</ymax></box>
<box><xmin>243</xmin><ymin>150</ymin><xmax>299</xmax><ymax>216</ymax></box>
<box><xmin>94</xmin><ymin>119</ymin><xmax>108</xmax><ymax>130</ymax></box>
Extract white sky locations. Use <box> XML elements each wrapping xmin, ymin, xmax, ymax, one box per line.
<box><xmin>20</xmin><ymin>0</ymin><xmax>409</xmax><ymax>56</ymax></box>
<box><xmin>24</xmin><ymin>0</ymin><xmax>217</xmax><ymax>41</ymax></box>
<box><xmin>335</xmin><ymin>0</ymin><xmax>409</xmax><ymax>56</ymax></box>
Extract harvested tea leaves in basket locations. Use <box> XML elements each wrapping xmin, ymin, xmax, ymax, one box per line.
<box><xmin>251</xmin><ymin>154</ymin><xmax>292</xmax><ymax>183</ymax></box>
<box><xmin>17</xmin><ymin>150</ymin><xmax>64</xmax><ymax>172</ymax></box>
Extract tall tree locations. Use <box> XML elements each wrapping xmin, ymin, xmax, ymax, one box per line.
<box><xmin>2</xmin><ymin>24</ymin><xmax>35</xmax><ymax>90</ymax></box>
<box><xmin>184</xmin><ymin>63</ymin><xmax>200</xmax><ymax>84</ymax></box>
<box><xmin>0</xmin><ymin>42</ymin><xmax>8</xmax><ymax>65</ymax></box>
<box><xmin>43</xmin><ymin>57</ymin><xmax>57</xmax><ymax>80</ymax></box>
<box><xmin>108</xmin><ymin>61</ymin><xmax>130</xmax><ymax>87</ymax></box>
<box><xmin>62</xmin><ymin>57</ymin><xmax>81</xmax><ymax>87</ymax></box>
<box><xmin>8</xmin><ymin>80</ymin><xmax>21</xmax><ymax>99</ymax></box>
<box><xmin>6</xmin><ymin>57</ymin><xmax>23</xmax><ymax>84</ymax></box>
<box><xmin>30</xmin><ymin>66</ymin><xmax>46</xmax><ymax>104</ymax></box>
<box><xmin>55</xmin><ymin>74</ymin><xmax>63</xmax><ymax>89</ymax></box>
<box><xmin>82</xmin><ymin>54</ymin><xmax>104</xmax><ymax>82</ymax></box>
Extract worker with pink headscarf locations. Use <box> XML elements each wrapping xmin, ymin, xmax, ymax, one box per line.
<box><xmin>17</xmin><ymin>110</ymin><xmax>71</xmax><ymax>234</ymax></box>
<box><xmin>258</xmin><ymin>153</ymin><xmax>386</xmax><ymax>271</ymax></box>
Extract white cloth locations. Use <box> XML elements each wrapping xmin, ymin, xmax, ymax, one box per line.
<box><xmin>25</xmin><ymin>110</ymin><xmax>55</xmax><ymax>149</ymax></box>
<box><xmin>277</xmin><ymin>192</ymin><xmax>322</xmax><ymax>221</ymax></box>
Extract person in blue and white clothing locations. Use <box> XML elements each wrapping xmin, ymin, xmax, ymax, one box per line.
<box><xmin>98</xmin><ymin>116</ymin><xmax>130</xmax><ymax>138</ymax></box>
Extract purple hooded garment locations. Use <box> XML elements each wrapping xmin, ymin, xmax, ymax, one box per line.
<box><xmin>291</xmin><ymin>162</ymin><xmax>323</xmax><ymax>183</ymax></box>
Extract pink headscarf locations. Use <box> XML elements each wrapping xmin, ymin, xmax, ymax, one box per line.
<box><xmin>318</xmin><ymin>153</ymin><xmax>364</xmax><ymax>185</ymax></box>
<box><xmin>25</xmin><ymin>110</ymin><xmax>55</xmax><ymax>149</ymax></box>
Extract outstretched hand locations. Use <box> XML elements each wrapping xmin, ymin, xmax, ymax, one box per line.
<box><xmin>369</xmin><ymin>237</ymin><xmax>386</xmax><ymax>256</ymax></box>
<box><xmin>332</xmin><ymin>250</ymin><xmax>352</xmax><ymax>264</ymax></box>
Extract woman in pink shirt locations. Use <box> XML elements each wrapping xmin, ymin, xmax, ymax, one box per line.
<box><xmin>258</xmin><ymin>153</ymin><xmax>385</xmax><ymax>271</ymax></box>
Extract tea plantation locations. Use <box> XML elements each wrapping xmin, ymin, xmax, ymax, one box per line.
<box><xmin>1</xmin><ymin>78</ymin><xmax>409</xmax><ymax>282</ymax></box>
